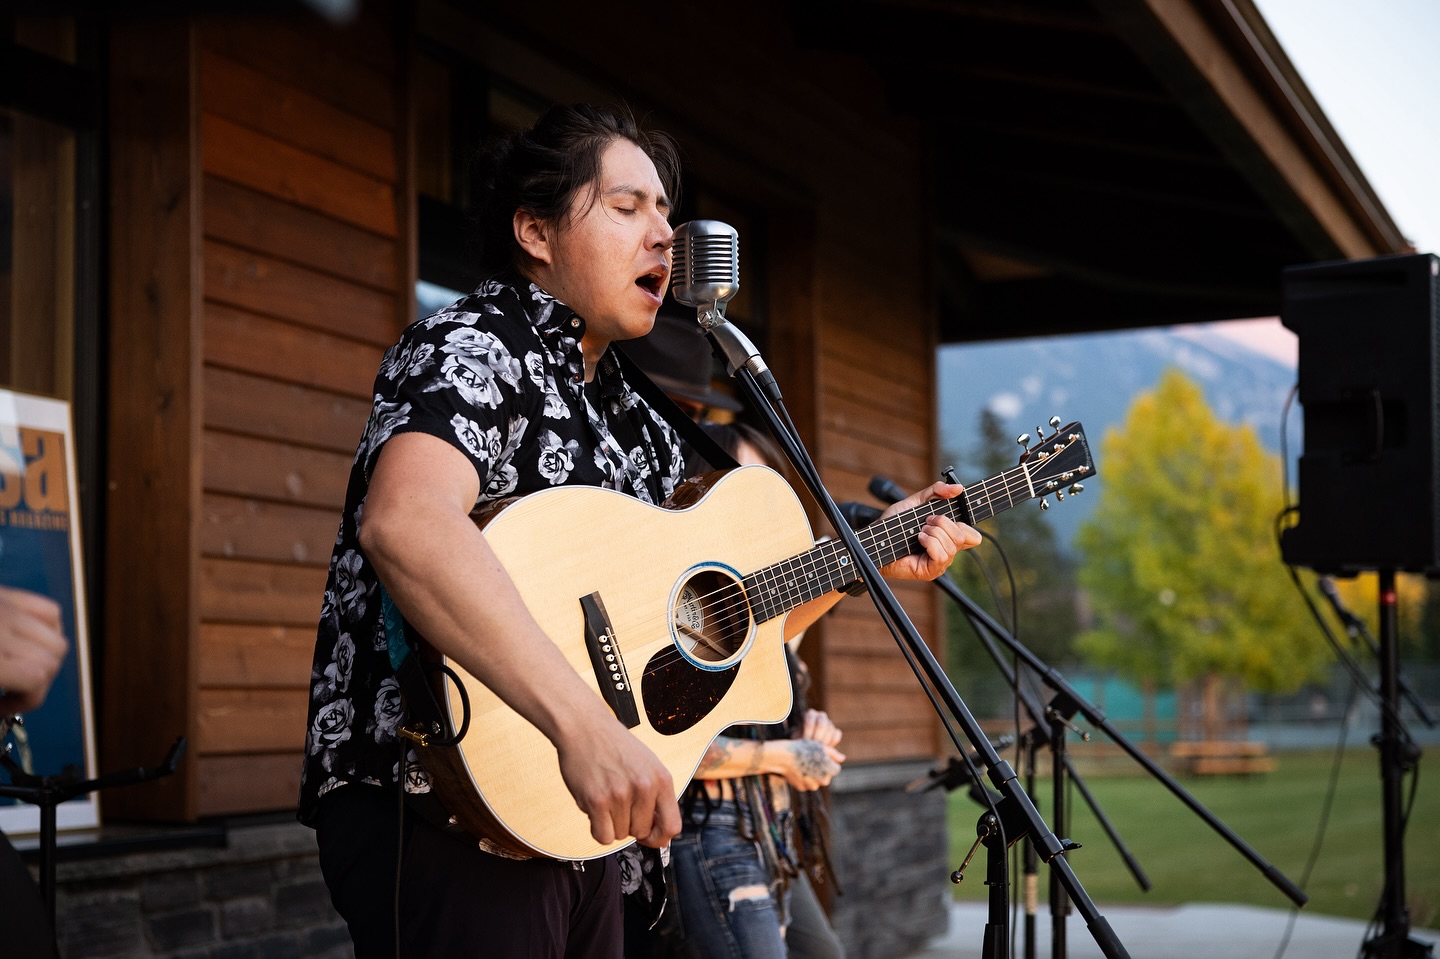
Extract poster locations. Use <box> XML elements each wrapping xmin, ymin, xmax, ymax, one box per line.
<box><xmin>0</xmin><ymin>389</ymin><xmax>100</xmax><ymax>835</ymax></box>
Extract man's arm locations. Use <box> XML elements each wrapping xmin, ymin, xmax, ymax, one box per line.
<box><xmin>359</xmin><ymin>431</ymin><xmax>680</xmax><ymax>848</ymax></box>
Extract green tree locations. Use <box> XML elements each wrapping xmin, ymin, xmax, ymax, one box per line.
<box><xmin>943</xmin><ymin>408</ymin><xmax>1081</xmax><ymax>716</ymax></box>
<box><xmin>1074</xmin><ymin>369</ymin><xmax>1330</xmax><ymax>733</ymax></box>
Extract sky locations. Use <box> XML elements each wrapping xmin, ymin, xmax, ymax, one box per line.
<box><xmin>1193</xmin><ymin>0</ymin><xmax>1440</xmax><ymax>367</ymax></box>
<box><xmin>1253</xmin><ymin>0</ymin><xmax>1440</xmax><ymax>255</ymax></box>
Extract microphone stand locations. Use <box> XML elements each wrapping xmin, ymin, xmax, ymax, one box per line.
<box><xmin>1318</xmin><ymin>577</ymin><xmax>1435</xmax><ymax>729</ymax></box>
<box><xmin>1360</xmin><ymin>570</ymin><xmax>1432</xmax><ymax>959</ymax></box>
<box><xmin>929</xmin><ymin>572</ymin><xmax>1309</xmax><ymax>913</ymax></box>
<box><xmin>700</xmin><ymin>321</ymin><xmax>1131</xmax><ymax>959</ymax></box>
<box><xmin>928</xmin><ymin>573</ymin><xmax>1151</xmax><ymax>959</ymax></box>
<box><xmin>0</xmin><ymin>732</ymin><xmax>187</xmax><ymax>934</ymax></box>
<box><xmin>1022</xmin><ymin>734</ymin><xmax>1041</xmax><ymax>959</ymax></box>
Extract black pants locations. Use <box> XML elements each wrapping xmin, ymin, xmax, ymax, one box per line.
<box><xmin>314</xmin><ymin>783</ymin><xmax>622</xmax><ymax>959</ymax></box>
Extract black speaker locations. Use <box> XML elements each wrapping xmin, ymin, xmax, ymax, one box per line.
<box><xmin>1280</xmin><ymin>252</ymin><xmax>1440</xmax><ymax>574</ymax></box>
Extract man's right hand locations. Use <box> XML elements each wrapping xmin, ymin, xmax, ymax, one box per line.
<box><xmin>0</xmin><ymin>586</ymin><xmax>69</xmax><ymax>714</ymax></box>
<box><xmin>556</xmin><ymin>718</ymin><xmax>681</xmax><ymax>848</ymax></box>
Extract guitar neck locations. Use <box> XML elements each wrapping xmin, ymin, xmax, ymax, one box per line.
<box><xmin>744</xmin><ymin>463</ymin><xmax>1041</xmax><ymax>624</ymax></box>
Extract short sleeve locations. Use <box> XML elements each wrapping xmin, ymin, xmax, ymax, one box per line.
<box><xmin>356</xmin><ymin>310</ymin><xmax>538</xmax><ymax>500</ymax></box>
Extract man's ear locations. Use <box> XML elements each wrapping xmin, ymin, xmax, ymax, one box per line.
<box><xmin>513</xmin><ymin>210</ymin><xmax>551</xmax><ymax>265</ymax></box>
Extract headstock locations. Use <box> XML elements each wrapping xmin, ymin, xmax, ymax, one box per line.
<box><xmin>1016</xmin><ymin>416</ymin><xmax>1094</xmax><ymax>510</ymax></box>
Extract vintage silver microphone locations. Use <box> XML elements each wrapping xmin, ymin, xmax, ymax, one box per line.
<box><xmin>671</xmin><ymin>220</ymin><xmax>780</xmax><ymax>400</ymax></box>
<box><xmin>670</xmin><ymin>219</ymin><xmax>739</xmax><ymax>326</ymax></box>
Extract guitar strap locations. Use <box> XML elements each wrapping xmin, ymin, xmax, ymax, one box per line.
<box><xmin>610</xmin><ymin>344</ymin><xmax>740</xmax><ymax>473</ymax></box>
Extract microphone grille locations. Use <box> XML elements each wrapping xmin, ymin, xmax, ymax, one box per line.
<box><xmin>673</xmin><ymin>220</ymin><xmax>739</xmax><ymax>308</ymax></box>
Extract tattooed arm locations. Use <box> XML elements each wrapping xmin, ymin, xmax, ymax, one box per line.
<box><xmin>694</xmin><ymin>726</ymin><xmax>845</xmax><ymax>791</ymax></box>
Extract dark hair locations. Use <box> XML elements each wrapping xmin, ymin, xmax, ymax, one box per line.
<box><xmin>686</xmin><ymin>420</ymin><xmax>791</xmax><ymax>481</ymax></box>
<box><xmin>470</xmin><ymin>103</ymin><xmax>681</xmax><ymax>278</ymax></box>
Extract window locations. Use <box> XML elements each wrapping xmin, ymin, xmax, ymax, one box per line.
<box><xmin>2</xmin><ymin>108</ymin><xmax>79</xmax><ymax>399</ymax></box>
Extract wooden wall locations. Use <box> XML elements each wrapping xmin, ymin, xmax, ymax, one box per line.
<box><xmin>105</xmin><ymin>8</ymin><xmax>409</xmax><ymax>819</ymax></box>
<box><xmin>104</xmin><ymin>0</ymin><xmax>943</xmax><ymax>823</ymax></box>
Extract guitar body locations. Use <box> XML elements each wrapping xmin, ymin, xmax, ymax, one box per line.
<box><xmin>425</xmin><ymin>465</ymin><xmax>814</xmax><ymax>861</ymax></box>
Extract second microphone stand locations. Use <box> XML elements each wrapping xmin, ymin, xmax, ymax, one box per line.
<box><xmin>927</xmin><ymin>571</ymin><xmax>1151</xmax><ymax>959</ymax></box>
<box><xmin>701</xmin><ymin>321</ymin><xmax>1130</xmax><ymax>959</ymax></box>
<box><xmin>928</xmin><ymin>567</ymin><xmax>1310</xmax><ymax>954</ymax></box>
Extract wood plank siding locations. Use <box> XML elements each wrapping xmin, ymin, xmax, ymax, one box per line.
<box><xmin>105</xmin><ymin>9</ymin><xmax>407</xmax><ymax>819</ymax></box>
<box><xmin>193</xmin><ymin>14</ymin><xmax>406</xmax><ymax>816</ymax></box>
<box><xmin>105</xmin><ymin>1</ymin><xmax>946</xmax><ymax>823</ymax></box>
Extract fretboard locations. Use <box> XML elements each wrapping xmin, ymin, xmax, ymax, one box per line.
<box><xmin>743</xmin><ymin>462</ymin><xmax>1046</xmax><ymax>624</ymax></box>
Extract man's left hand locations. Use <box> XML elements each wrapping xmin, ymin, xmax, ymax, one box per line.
<box><xmin>877</xmin><ymin>481</ymin><xmax>980</xmax><ymax>581</ymax></box>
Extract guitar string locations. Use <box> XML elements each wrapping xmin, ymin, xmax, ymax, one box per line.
<box><xmin>620</xmin><ymin>455</ymin><xmax>1079</xmax><ymax>675</ymax></box>
<box><xmin>615</xmin><ymin>497</ymin><xmax>959</xmax><ymax>675</ymax></box>
<box><xmin>627</xmin><ymin>458</ymin><xmax>1069</xmax><ymax>673</ymax></box>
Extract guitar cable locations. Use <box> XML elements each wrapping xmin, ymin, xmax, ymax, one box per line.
<box><xmin>394</xmin><ymin>736</ymin><xmax>406</xmax><ymax>959</ymax></box>
<box><xmin>389</xmin><ymin>652</ymin><xmax>476</xmax><ymax>957</ymax></box>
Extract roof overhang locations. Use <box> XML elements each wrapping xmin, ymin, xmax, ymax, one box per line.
<box><xmin>790</xmin><ymin>0</ymin><xmax>1410</xmax><ymax>342</ymax></box>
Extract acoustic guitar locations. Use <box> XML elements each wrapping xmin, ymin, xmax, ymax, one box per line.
<box><xmin>406</xmin><ymin>421</ymin><xmax>1093</xmax><ymax>860</ymax></box>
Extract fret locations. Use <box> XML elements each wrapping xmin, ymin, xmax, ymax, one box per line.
<box><xmin>740</xmin><ymin>422</ymin><xmax>1092</xmax><ymax>626</ymax></box>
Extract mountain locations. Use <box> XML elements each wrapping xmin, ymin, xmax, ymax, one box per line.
<box><xmin>937</xmin><ymin>323</ymin><xmax>1302</xmax><ymax>555</ymax></box>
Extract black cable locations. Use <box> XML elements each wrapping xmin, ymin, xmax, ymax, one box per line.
<box><xmin>394</xmin><ymin>738</ymin><xmax>405</xmax><ymax>959</ymax></box>
<box><xmin>1361</xmin><ymin>750</ymin><xmax>1425</xmax><ymax>954</ymax></box>
<box><xmin>1274</xmin><ymin>511</ymin><xmax>1407</xmax><ymax>735</ymax></box>
<box><xmin>975</xmin><ymin>533</ymin><xmax>1026</xmax><ymax>958</ymax></box>
<box><xmin>963</xmin><ymin>534</ymin><xmax>1017</xmax><ymax>638</ymax></box>
<box><xmin>1270</xmin><ymin>677</ymin><xmax>1359</xmax><ymax>959</ymax></box>
<box><xmin>1276</xmin><ymin>384</ymin><xmax>1411</xmax><ymax>737</ymax></box>
<box><xmin>1277</xmin><ymin>380</ymin><xmax>1424</xmax><ymax>958</ymax></box>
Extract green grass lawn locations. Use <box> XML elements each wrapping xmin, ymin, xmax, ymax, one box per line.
<box><xmin>947</xmin><ymin>747</ymin><xmax>1440</xmax><ymax>928</ymax></box>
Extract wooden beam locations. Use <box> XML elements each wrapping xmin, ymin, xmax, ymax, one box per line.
<box><xmin>104</xmin><ymin>17</ymin><xmax>202</xmax><ymax>822</ymax></box>
<box><xmin>1093</xmin><ymin>0</ymin><xmax>1397</xmax><ymax>260</ymax></box>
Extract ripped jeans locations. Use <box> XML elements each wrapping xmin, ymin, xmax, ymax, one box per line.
<box><xmin>671</xmin><ymin>799</ymin><xmax>791</xmax><ymax>959</ymax></box>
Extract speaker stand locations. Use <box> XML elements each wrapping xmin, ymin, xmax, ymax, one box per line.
<box><xmin>1360</xmin><ymin>569</ymin><xmax>1432</xmax><ymax>959</ymax></box>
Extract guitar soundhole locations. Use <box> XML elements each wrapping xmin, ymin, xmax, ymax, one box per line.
<box><xmin>670</xmin><ymin>564</ymin><xmax>754</xmax><ymax>670</ymax></box>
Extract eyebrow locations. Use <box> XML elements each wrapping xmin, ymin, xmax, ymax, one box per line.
<box><xmin>606</xmin><ymin>184</ymin><xmax>671</xmax><ymax>213</ymax></box>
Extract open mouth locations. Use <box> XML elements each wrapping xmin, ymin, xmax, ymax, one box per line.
<box><xmin>635</xmin><ymin>266</ymin><xmax>667</xmax><ymax>297</ymax></box>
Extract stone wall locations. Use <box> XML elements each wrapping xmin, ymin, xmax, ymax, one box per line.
<box><xmin>50</xmin><ymin>820</ymin><xmax>349</xmax><ymax>959</ymax></box>
<box><xmin>828</xmin><ymin>760</ymin><xmax>953</xmax><ymax>959</ymax></box>
<box><xmin>41</xmin><ymin>760</ymin><xmax>952</xmax><ymax>959</ymax></box>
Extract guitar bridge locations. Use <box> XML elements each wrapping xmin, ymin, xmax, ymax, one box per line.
<box><xmin>580</xmin><ymin>592</ymin><xmax>641</xmax><ymax>728</ymax></box>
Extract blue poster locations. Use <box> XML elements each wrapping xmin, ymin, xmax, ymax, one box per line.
<box><xmin>0</xmin><ymin>391</ymin><xmax>98</xmax><ymax>835</ymax></box>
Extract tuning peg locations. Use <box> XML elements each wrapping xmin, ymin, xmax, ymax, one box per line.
<box><xmin>1056</xmin><ymin>489</ymin><xmax>1065</xmax><ymax>501</ymax></box>
<box><xmin>1049</xmin><ymin>415</ymin><xmax>1061</xmax><ymax>431</ymax></box>
<box><xmin>1069</xmin><ymin>483</ymin><xmax>1084</xmax><ymax>496</ymax></box>
<box><xmin>1038</xmin><ymin>498</ymin><xmax>1050</xmax><ymax>511</ymax></box>
<box><xmin>1017</xmin><ymin>433</ymin><xmax>1031</xmax><ymax>449</ymax></box>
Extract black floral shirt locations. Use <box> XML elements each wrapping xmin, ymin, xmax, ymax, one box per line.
<box><xmin>298</xmin><ymin>275</ymin><xmax>687</xmax><ymax>825</ymax></box>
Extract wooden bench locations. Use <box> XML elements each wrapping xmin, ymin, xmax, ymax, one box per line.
<box><xmin>1169</xmin><ymin>740</ymin><xmax>1276</xmax><ymax>776</ymax></box>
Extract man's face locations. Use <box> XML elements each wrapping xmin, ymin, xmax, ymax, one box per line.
<box><xmin>544</xmin><ymin>139</ymin><xmax>674</xmax><ymax>348</ymax></box>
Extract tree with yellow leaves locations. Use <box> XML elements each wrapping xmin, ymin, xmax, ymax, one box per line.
<box><xmin>1075</xmin><ymin>369</ymin><xmax>1331</xmax><ymax>738</ymax></box>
